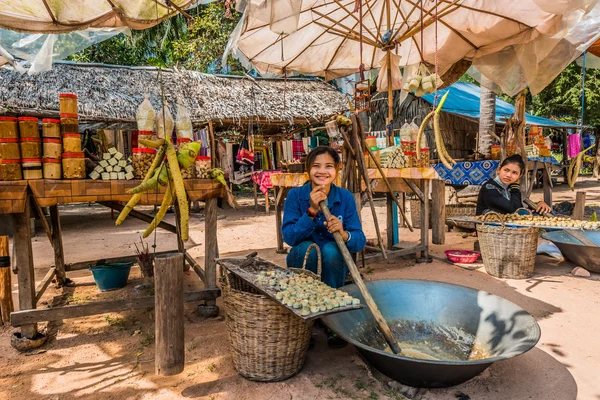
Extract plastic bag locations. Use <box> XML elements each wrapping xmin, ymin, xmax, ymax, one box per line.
<box><xmin>376</xmin><ymin>53</ymin><xmax>403</xmax><ymax>93</ymax></box>
<box><xmin>175</xmin><ymin>100</ymin><xmax>193</xmax><ymax>139</ymax></box>
<box><xmin>400</xmin><ymin>121</ymin><xmax>412</xmax><ymax>142</ymax></box>
<box><xmin>136</xmin><ymin>94</ymin><xmax>155</xmax><ymax>132</ymax></box>
<box><xmin>410</xmin><ymin>120</ymin><xmax>426</xmax><ymax>147</ymax></box>
<box><xmin>156</xmin><ymin>105</ymin><xmax>174</xmax><ymax>140</ymax></box>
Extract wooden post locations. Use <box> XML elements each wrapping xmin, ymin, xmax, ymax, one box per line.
<box><xmin>208</xmin><ymin>121</ymin><xmax>217</xmax><ymax>169</ymax></box>
<box><xmin>253</xmin><ymin>181</ymin><xmax>258</xmax><ymax>211</ymax></box>
<box><xmin>0</xmin><ymin>236</ymin><xmax>14</xmax><ymax>325</ymax></box>
<box><xmin>418</xmin><ymin>180</ymin><xmax>431</xmax><ymax>262</ymax></box>
<box><xmin>154</xmin><ymin>252</ymin><xmax>184</xmax><ymax>376</ymax></box>
<box><xmin>49</xmin><ymin>205</ymin><xmax>67</xmax><ymax>285</ymax></box>
<box><xmin>573</xmin><ymin>192</ymin><xmax>586</xmax><ymax>220</ymax></box>
<box><xmin>14</xmin><ymin>201</ymin><xmax>38</xmax><ymax>339</ymax></box>
<box><xmin>386</xmin><ymin>193</ymin><xmax>395</xmax><ymax>250</ymax></box>
<box><xmin>543</xmin><ymin>163</ymin><xmax>553</xmax><ymax>206</ymax></box>
<box><xmin>431</xmin><ymin>179</ymin><xmax>446</xmax><ymax>245</ymax></box>
<box><xmin>275</xmin><ymin>187</ymin><xmax>288</xmax><ymax>254</ymax></box>
<box><xmin>265</xmin><ymin>191</ymin><xmax>270</xmax><ymax>214</ymax></box>
<box><xmin>204</xmin><ymin>197</ymin><xmax>218</xmax><ymax>308</ymax></box>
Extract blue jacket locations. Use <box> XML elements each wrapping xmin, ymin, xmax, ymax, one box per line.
<box><xmin>282</xmin><ymin>183</ymin><xmax>366</xmax><ymax>253</ymax></box>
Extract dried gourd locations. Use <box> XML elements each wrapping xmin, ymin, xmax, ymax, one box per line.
<box><xmin>137</xmin><ymin>94</ymin><xmax>156</xmax><ymax>131</ymax></box>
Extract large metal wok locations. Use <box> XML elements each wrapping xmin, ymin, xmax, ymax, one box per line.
<box><xmin>322</xmin><ymin>280</ymin><xmax>540</xmax><ymax>388</ymax></box>
<box><xmin>542</xmin><ymin>230</ymin><xmax>600</xmax><ymax>273</ymax></box>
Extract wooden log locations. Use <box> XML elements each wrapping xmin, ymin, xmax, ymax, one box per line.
<box><xmin>10</xmin><ymin>288</ymin><xmax>220</xmax><ymax>326</ymax></box>
<box><xmin>204</xmin><ymin>197</ymin><xmax>218</xmax><ymax>308</ymax></box>
<box><xmin>431</xmin><ymin>179</ymin><xmax>446</xmax><ymax>245</ymax></box>
<box><xmin>155</xmin><ymin>253</ymin><xmax>185</xmax><ymax>376</ymax></box>
<box><xmin>573</xmin><ymin>192</ymin><xmax>586</xmax><ymax>220</ymax></box>
<box><xmin>14</xmin><ymin>202</ymin><xmax>38</xmax><ymax>338</ymax></box>
<box><xmin>35</xmin><ymin>267</ymin><xmax>56</xmax><ymax>304</ymax></box>
<box><xmin>319</xmin><ymin>201</ymin><xmax>402</xmax><ymax>355</ymax></box>
<box><xmin>49</xmin><ymin>205</ymin><xmax>67</xmax><ymax>285</ymax></box>
<box><xmin>402</xmin><ymin>178</ymin><xmax>425</xmax><ymax>203</ymax></box>
<box><xmin>0</xmin><ymin>236</ymin><xmax>14</xmax><ymax>325</ymax></box>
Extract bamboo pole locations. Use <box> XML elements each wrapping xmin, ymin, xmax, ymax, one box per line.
<box><xmin>319</xmin><ymin>202</ymin><xmax>401</xmax><ymax>354</ymax></box>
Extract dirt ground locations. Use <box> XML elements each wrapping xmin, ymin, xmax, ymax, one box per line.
<box><xmin>0</xmin><ymin>178</ymin><xmax>599</xmax><ymax>400</ymax></box>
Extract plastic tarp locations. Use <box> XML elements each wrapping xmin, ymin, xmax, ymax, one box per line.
<box><xmin>231</xmin><ymin>0</ymin><xmax>600</xmax><ymax>96</ymax></box>
<box><xmin>0</xmin><ymin>1</ymin><xmax>197</xmax><ymax>34</ymax></box>
<box><xmin>420</xmin><ymin>82</ymin><xmax>579</xmax><ymax>128</ymax></box>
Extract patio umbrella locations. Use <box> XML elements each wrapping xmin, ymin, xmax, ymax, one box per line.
<box><xmin>230</xmin><ymin>0</ymin><xmax>600</xmax><ymax>125</ymax></box>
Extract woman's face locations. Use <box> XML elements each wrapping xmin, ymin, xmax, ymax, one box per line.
<box><xmin>497</xmin><ymin>162</ymin><xmax>522</xmax><ymax>185</ymax></box>
<box><xmin>309</xmin><ymin>153</ymin><xmax>337</xmax><ymax>186</ymax></box>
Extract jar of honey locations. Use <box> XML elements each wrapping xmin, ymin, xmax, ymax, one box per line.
<box><xmin>42</xmin><ymin>118</ymin><xmax>61</xmax><ymax>138</ymax></box>
<box><xmin>22</xmin><ymin>158</ymin><xmax>42</xmax><ymax>180</ymax></box>
<box><xmin>0</xmin><ymin>159</ymin><xmax>22</xmax><ymax>180</ymax></box>
<box><xmin>59</xmin><ymin>93</ymin><xmax>78</xmax><ymax>115</ymax></box>
<box><xmin>0</xmin><ymin>138</ymin><xmax>21</xmax><ymax>160</ymax></box>
<box><xmin>18</xmin><ymin>117</ymin><xmax>39</xmax><ymax>138</ymax></box>
<box><xmin>0</xmin><ymin>116</ymin><xmax>18</xmax><ymax>139</ymax></box>
<box><xmin>43</xmin><ymin>158</ymin><xmax>62</xmax><ymax>179</ymax></box>
<box><xmin>60</xmin><ymin>113</ymin><xmax>79</xmax><ymax>134</ymax></box>
<box><xmin>62</xmin><ymin>152</ymin><xmax>86</xmax><ymax>179</ymax></box>
<box><xmin>20</xmin><ymin>137</ymin><xmax>41</xmax><ymax>159</ymax></box>
<box><xmin>43</xmin><ymin>138</ymin><xmax>62</xmax><ymax>159</ymax></box>
<box><xmin>63</xmin><ymin>133</ymin><xmax>82</xmax><ymax>153</ymax></box>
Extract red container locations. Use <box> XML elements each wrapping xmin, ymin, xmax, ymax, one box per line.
<box><xmin>444</xmin><ymin>250</ymin><xmax>480</xmax><ymax>264</ymax></box>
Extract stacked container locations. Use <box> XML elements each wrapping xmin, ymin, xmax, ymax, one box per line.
<box><xmin>59</xmin><ymin>93</ymin><xmax>81</xmax><ymax>179</ymax></box>
<box><xmin>0</xmin><ymin>116</ymin><xmax>22</xmax><ymax>180</ymax></box>
<box><xmin>42</xmin><ymin>118</ymin><xmax>62</xmax><ymax>179</ymax></box>
<box><xmin>18</xmin><ymin>117</ymin><xmax>42</xmax><ymax>179</ymax></box>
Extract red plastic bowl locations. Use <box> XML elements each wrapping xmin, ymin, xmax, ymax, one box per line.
<box><xmin>444</xmin><ymin>250</ymin><xmax>481</xmax><ymax>264</ymax></box>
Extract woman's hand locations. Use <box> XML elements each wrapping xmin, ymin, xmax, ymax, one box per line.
<box><xmin>324</xmin><ymin>215</ymin><xmax>349</xmax><ymax>241</ymax></box>
<box><xmin>536</xmin><ymin>201</ymin><xmax>552</xmax><ymax>215</ymax></box>
<box><xmin>309</xmin><ymin>185</ymin><xmax>327</xmax><ymax>215</ymax></box>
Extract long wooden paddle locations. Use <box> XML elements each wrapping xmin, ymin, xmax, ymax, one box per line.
<box><xmin>319</xmin><ymin>201</ymin><xmax>402</xmax><ymax>354</ymax></box>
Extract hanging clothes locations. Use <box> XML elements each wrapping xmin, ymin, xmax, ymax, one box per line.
<box><xmin>568</xmin><ymin>134</ymin><xmax>581</xmax><ymax>158</ymax></box>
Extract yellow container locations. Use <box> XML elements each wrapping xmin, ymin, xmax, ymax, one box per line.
<box><xmin>18</xmin><ymin>116</ymin><xmax>39</xmax><ymax>138</ymax></box>
<box><xmin>491</xmin><ymin>145</ymin><xmax>501</xmax><ymax>160</ymax></box>
<box><xmin>43</xmin><ymin>138</ymin><xmax>62</xmax><ymax>159</ymax></box>
<box><xmin>42</xmin><ymin>118</ymin><xmax>61</xmax><ymax>138</ymax></box>
<box><xmin>43</xmin><ymin>158</ymin><xmax>62</xmax><ymax>179</ymax></box>
<box><xmin>59</xmin><ymin>93</ymin><xmax>78</xmax><ymax>115</ymax></box>
<box><xmin>22</xmin><ymin>158</ymin><xmax>43</xmax><ymax>179</ymax></box>
<box><xmin>20</xmin><ymin>137</ymin><xmax>41</xmax><ymax>159</ymax></box>
<box><xmin>0</xmin><ymin>138</ymin><xmax>21</xmax><ymax>160</ymax></box>
<box><xmin>0</xmin><ymin>116</ymin><xmax>18</xmax><ymax>139</ymax></box>
<box><xmin>60</xmin><ymin>114</ymin><xmax>79</xmax><ymax>134</ymax></box>
<box><xmin>0</xmin><ymin>159</ymin><xmax>22</xmax><ymax>180</ymax></box>
<box><xmin>63</xmin><ymin>133</ymin><xmax>81</xmax><ymax>153</ymax></box>
<box><xmin>62</xmin><ymin>152</ymin><xmax>86</xmax><ymax>179</ymax></box>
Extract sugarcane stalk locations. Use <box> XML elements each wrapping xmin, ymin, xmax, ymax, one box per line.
<box><xmin>116</xmin><ymin>146</ymin><xmax>166</xmax><ymax>226</ymax></box>
<box><xmin>142</xmin><ymin>181</ymin><xmax>174</xmax><ymax>238</ymax></box>
<box><xmin>319</xmin><ymin>201</ymin><xmax>402</xmax><ymax>355</ymax></box>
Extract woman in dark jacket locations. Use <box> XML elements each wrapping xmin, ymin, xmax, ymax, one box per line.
<box><xmin>476</xmin><ymin>154</ymin><xmax>552</xmax><ymax>215</ymax></box>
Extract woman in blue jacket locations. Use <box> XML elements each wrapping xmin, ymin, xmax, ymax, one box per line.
<box><xmin>282</xmin><ymin>146</ymin><xmax>366</xmax><ymax>289</ymax></box>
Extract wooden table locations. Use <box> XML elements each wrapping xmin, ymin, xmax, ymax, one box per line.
<box><xmin>0</xmin><ymin>179</ymin><xmax>225</xmax><ymax>342</ymax></box>
<box><xmin>269</xmin><ymin>169</ymin><xmax>444</xmax><ymax>262</ymax></box>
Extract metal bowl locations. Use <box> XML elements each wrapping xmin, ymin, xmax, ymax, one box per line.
<box><xmin>542</xmin><ymin>230</ymin><xmax>600</xmax><ymax>273</ymax></box>
<box><xmin>322</xmin><ymin>280</ymin><xmax>540</xmax><ymax>388</ymax></box>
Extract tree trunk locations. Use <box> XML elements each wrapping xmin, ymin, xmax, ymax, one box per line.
<box><xmin>0</xmin><ymin>236</ymin><xmax>14</xmax><ymax>325</ymax></box>
<box><xmin>478</xmin><ymin>77</ymin><xmax>497</xmax><ymax>156</ymax></box>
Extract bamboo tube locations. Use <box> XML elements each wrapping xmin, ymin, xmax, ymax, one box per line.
<box><xmin>319</xmin><ymin>201</ymin><xmax>402</xmax><ymax>354</ymax></box>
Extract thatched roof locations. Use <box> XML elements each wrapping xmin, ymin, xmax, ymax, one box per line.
<box><xmin>0</xmin><ymin>62</ymin><xmax>348</xmax><ymax>126</ymax></box>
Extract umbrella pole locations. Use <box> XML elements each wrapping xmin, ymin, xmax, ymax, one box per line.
<box><xmin>385</xmin><ymin>0</ymin><xmax>393</xmax><ymax>146</ymax></box>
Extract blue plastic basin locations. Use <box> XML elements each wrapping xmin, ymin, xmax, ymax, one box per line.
<box><xmin>89</xmin><ymin>262</ymin><xmax>133</xmax><ymax>291</ymax></box>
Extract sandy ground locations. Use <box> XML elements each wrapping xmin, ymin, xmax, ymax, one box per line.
<box><xmin>0</xmin><ymin>178</ymin><xmax>599</xmax><ymax>400</ymax></box>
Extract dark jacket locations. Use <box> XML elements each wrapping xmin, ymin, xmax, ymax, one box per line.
<box><xmin>282</xmin><ymin>183</ymin><xmax>366</xmax><ymax>253</ymax></box>
<box><xmin>476</xmin><ymin>178</ymin><xmax>523</xmax><ymax>215</ymax></box>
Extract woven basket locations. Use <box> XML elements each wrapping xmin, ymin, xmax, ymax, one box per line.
<box><xmin>222</xmin><ymin>272</ymin><xmax>314</xmax><ymax>382</ymax></box>
<box><xmin>410</xmin><ymin>200</ymin><xmax>476</xmax><ymax>227</ymax></box>
<box><xmin>476</xmin><ymin>212</ymin><xmax>538</xmax><ymax>279</ymax></box>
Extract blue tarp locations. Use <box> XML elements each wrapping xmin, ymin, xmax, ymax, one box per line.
<box><xmin>421</xmin><ymin>82</ymin><xmax>578</xmax><ymax>128</ymax></box>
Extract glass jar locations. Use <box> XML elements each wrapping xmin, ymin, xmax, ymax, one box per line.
<box><xmin>417</xmin><ymin>148</ymin><xmax>430</xmax><ymax>167</ymax></box>
<box><xmin>490</xmin><ymin>145</ymin><xmax>500</xmax><ymax>160</ymax></box>
<box><xmin>63</xmin><ymin>133</ymin><xmax>81</xmax><ymax>153</ymax></box>
<box><xmin>43</xmin><ymin>158</ymin><xmax>62</xmax><ymax>179</ymax></box>
<box><xmin>0</xmin><ymin>138</ymin><xmax>21</xmax><ymax>159</ymax></box>
<box><xmin>405</xmin><ymin>151</ymin><xmax>415</xmax><ymax>168</ymax></box>
<box><xmin>60</xmin><ymin>114</ymin><xmax>79</xmax><ymax>134</ymax></box>
<box><xmin>18</xmin><ymin>116</ymin><xmax>40</xmax><ymax>138</ymax></box>
<box><xmin>0</xmin><ymin>159</ymin><xmax>22</xmax><ymax>180</ymax></box>
<box><xmin>132</xmin><ymin>148</ymin><xmax>156</xmax><ymax>179</ymax></box>
<box><xmin>176</xmin><ymin>137</ymin><xmax>191</xmax><ymax>150</ymax></box>
<box><xmin>0</xmin><ymin>116</ymin><xmax>18</xmax><ymax>139</ymax></box>
<box><xmin>62</xmin><ymin>152</ymin><xmax>86</xmax><ymax>179</ymax></box>
<box><xmin>42</xmin><ymin>118</ymin><xmax>61</xmax><ymax>138</ymax></box>
<box><xmin>20</xmin><ymin>137</ymin><xmax>41</xmax><ymax>159</ymax></box>
<box><xmin>137</xmin><ymin>130</ymin><xmax>155</xmax><ymax>148</ymax></box>
<box><xmin>43</xmin><ymin>138</ymin><xmax>62</xmax><ymax>159</ymax></box>
<box><xmin>59</xmin><ymin>93</ymin><xmax>78</xmax><ymax>115</ymax></box>
<box><xmin>22</xmin><ymin>158</ymin><xmax>42</xmax><ymax>180</ymax></box>
<box><xmin>401</xmin><ymin>141</ymin><xmax>411</xmax><ymax>153</ymax></box>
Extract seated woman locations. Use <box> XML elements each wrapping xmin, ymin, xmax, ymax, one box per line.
<box><xmin>282</xmin><ymin>146</ymin><xmax>366</xmax><ymax>289</ymax></box>
<box><xmin>476</xmin><ymin>154</ymin><xmax>552</xmax><ymax>216</ymax></box>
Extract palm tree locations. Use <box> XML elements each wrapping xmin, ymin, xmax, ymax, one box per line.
<box><xmin>478</xmin><ymin>76</ymin><xmax>498</xmax><ymax>156</ymax></box>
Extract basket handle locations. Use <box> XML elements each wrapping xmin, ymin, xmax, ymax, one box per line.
<box><xmin>301</xmin><ymin>243</ymin><xmax>322</xmax><ymax>278</ymax></box>
<box><xmin>513</xmin><ymin>208</ymin><xmax>532</xmax><ymax>217</ymax></box>
<box><xmin>481</xmin><ymin>211</ymin><xmax>506</xmax><ymax>229</ymax></box>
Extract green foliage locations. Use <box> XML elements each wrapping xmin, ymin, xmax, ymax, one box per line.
<box><xmin>171</xmin><ymin>3</ymin><xmax>243</xmax><ymax>73</ymax></box>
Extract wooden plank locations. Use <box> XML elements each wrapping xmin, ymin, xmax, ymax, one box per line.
<box><xmin>14</xmin><ymin>203</ymin><xmax>38</xmax><ymax>338</ymax></box>
<box><xmin>49</xmin><ymin>205</ymin><xmax>67</xmax><ymax>285</ymax></box>
<box><xmin>184</xmin><ymin>251</ymin><xmax>205</xmax><ymax>283</ymax></box>
<box><xmin>526</xmin><ymin>161</ymin><xmax>539</xmax><ymax>198</ymax></box>
<box><xmin>63</xmin><ymin>250</ymin><xmax>178</xmax><ymax>271</ymax></box>
<box><xmin>155</xmin><ymin>253</ymin><xmax>184</xmax><ymax>376</ymax></box>
<box><xmin>420</xmin><ymin>180</ymin><xmax>431</xmax><ymax>260</ymax></box>
<box><xmin>10</xmin><ymin>289</ymin><xmax>221</xmax><ymax>326</ymax></box>
<box><xmin>402</xmin><ymin>178</ymin><xmax>425</xmax><ymax>202</ymax></box>
<box><xmin>30</xmin><ymin>194</ymin><xmax>52</xmax><ymax>244</ymax></box>
<box><xmin>367</xmin><ymin>245</ymin><xmax>427</xmax><ymax>261</ymax></box>
<box><xmin>34</xmin><ymin>267</ymin><xmax>56</xmax><ymax>304</ymax></box>
<box><xmin>574</xmin><ymin>192</ymin><xmax>586</xmax><ymax>220</ymax></box>
<box><xmin>99</xmin><ymin>201</ymin><xmax>177</xmax><ymax>234</ymax></box>
<box><xmin>204</xmin><ymin>197</ymin><xmax>218</xmax><ymax>308</ymax></box>
<box><xmin>431</xmin><ymin>179</ymin><xmax>446</xmax><ymax>245</ymax></box>
<box><xmin>564</xmin><ymin>230</ymin><xmax>598</xmax><ymax>247</ymax></box>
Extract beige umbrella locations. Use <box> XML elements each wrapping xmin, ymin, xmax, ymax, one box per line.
<box><xmin>231</xmin><ymin>0</ymin><xmax>600</xmax><ymax>126</ymax></box>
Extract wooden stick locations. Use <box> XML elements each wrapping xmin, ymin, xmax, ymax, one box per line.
<box><xmin>319</xmin><ymin>201</ymin><xmax>402</xmax><ymax>354</ymax></box>
<box><xmin>350</xmin><ymin>115</ymin><xmax>387</xmax><ymax>259</ymax></box>
<box><xmin>155</xmin><ymin>252</ymin><xmax>185</xmax><ymax>376</ymax></box>
<box><xmin>564</xmin><ymin>230</ymin><xmax>597</xmax><ymax>247</ymax></box>
<box><xmin>0</xmin><ymin>236</ymin><xmax>14</xmax><ymax>325</ymax></box>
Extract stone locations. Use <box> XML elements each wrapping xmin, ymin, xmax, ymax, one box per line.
<box><xmin>571</xmin><ymin>267</ymin><xmax>591</xmax><ymax>278</ymax></box>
